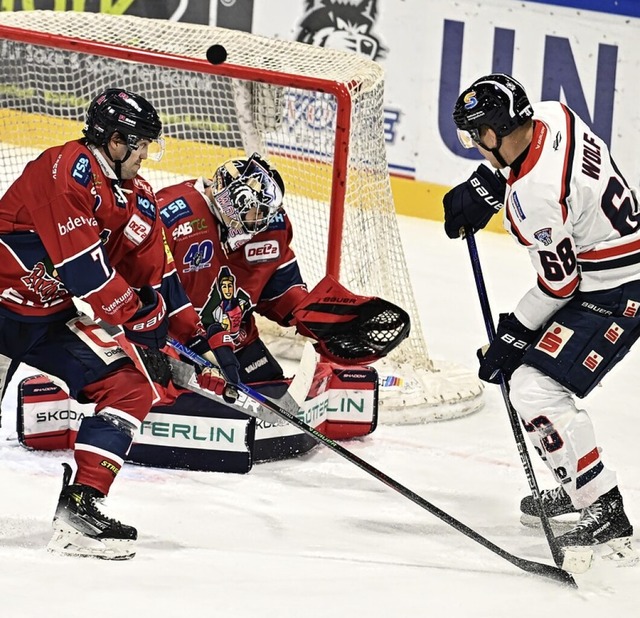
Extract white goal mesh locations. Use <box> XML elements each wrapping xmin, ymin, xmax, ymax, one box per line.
<box><xmin>0</xmin><ymin>10</ymin><xmax>483</xmax><ymax>422</ymax></box>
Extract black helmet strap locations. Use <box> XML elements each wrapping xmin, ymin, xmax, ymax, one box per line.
<box><xmin>475</xmin><ymin>133</ymin><xmax>509</xmax><ymax>168</ymax></box>
<box><xmin>102</xmin><ymin>131</ymin><xmax>133</xmax><ymax>179</ymax></box>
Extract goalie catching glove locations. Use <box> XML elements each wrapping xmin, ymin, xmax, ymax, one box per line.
<box><xmin>477</xmin><ymin>313</ymin><xmax>539</xmax><ymax>383</ymax></box>
<box><xmin>291</xmin><ymin>275</ymin><xmax>411</xmax><ymax>364</ymax></box>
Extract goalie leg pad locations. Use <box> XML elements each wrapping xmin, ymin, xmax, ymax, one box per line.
<box><xmin>323</xmin><ymin>363</ymin><xmax>379</xmax><ymax>439</ymax></box>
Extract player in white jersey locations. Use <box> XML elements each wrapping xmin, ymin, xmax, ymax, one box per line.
<box><xmin>443</xmin><ymin>73</ymin><xmax>638</xmax><ymax>556</ymax></box>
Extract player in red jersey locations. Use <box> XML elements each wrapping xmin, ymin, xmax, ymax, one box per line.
<box><xmin>0</xmin><ymin>88</ymin><xmax>236</xmax><ymax>560</ymax></box>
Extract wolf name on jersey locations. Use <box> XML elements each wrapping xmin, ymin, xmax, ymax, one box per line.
<box><xmin>157</xmin><ymin>179</ymin><xmax>307</xmax><ymax>348</ymax></box>
<box><xmin>0</xmin><ymin>140</ymin><xmax>202</xmax><ymax>342</ymax></box>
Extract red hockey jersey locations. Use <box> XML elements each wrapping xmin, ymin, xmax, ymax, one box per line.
<box><xmin>157</xmin><ymin>179</ymin><xmax>307</xmax><ymax>349</ymax></box>
<box><xmin>0</xmin><ymin>140</ymin><xmax>202</xmax><ymax>342</ymax></box>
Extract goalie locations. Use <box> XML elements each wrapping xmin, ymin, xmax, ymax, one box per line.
<box><xmin>153</xmin><ymin>153</ymin><xmax>410</xmax><ymax>411</ymax></box>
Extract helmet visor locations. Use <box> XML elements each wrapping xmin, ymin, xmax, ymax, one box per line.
<box><xmin>457</xmin><ymin>128</ymin><xmax>480</xmax><ymax>149</ymax></box>
<box><xmin>126</xmin><ymin>134</ymin><xmax>165</xmax><ymax>162</ymax></box>
<box><xmin>146</xmin><ymin>136</ymin><xmax>165</xmax><ymax>162</ymax></box>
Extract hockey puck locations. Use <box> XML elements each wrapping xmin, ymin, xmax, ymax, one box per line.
<box><xmin>206</xmin><ymin>44</ymin><xmax>228</xmax><ymax>65</ymax></box>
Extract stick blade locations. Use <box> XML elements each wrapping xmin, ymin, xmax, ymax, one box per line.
<box><xmin>518</xmin><ymin>558</ymin><xmax>578</xmax><ymax>587</ymax></box>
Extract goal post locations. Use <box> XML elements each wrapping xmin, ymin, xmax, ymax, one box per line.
<box><xmin>0</xmin><ymin>10</ymin><xmax>483</xmax><ymax>422</ymax></box>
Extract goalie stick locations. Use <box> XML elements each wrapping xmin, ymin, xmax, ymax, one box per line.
<box><xmin>464</xmin><ymin>231</ymin><xmax>572</xmax><ymax>571</ymax></box>
<box><xmin>167</xmin><ymin>336</ymin><xmax>577</xmax><ymax>587</ymax></box>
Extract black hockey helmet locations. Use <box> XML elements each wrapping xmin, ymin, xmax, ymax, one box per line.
<box><xmin>83</xmin><ymin>88</ymin><xmax>164</xmax><ymax>160</ymax></box>
<box><xmin>453</xmin><ymin>73</ymin><xmax>533</xmax><ymax>147</ymax></box>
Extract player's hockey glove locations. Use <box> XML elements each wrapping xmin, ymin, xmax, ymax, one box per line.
<box><xmin>186</xmin><ymin>325</ymin><xmax>240</xmax><ymax>403</ymax></box>
<box><xmin>443</xmin><ymin>165</ymin><xmax>506</xmax><ymax>239</ymax></box>
<box><xmin>122</xmin><ymin>285</ymin><xmax>168</xmax><ymax>349</ymax></box>
<box><xmin>477</xmin><ymin>313</ymin><xmax>539</xmax><ymax>384</ymax></box>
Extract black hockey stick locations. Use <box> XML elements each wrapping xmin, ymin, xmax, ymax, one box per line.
<box><xmin>464</xmin><ymin>231</ymin><xmax>566</xmax><ymax>569</ymax></box>
<box><xmin>168</xmin><ymin>337</ymin><xmax>576</xmax><ymax>587</ymax></box>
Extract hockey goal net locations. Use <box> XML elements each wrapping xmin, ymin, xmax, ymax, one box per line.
<box><xmin>0</xmin><ymin>10</ymin><xmax>482</xmax><ymax>422</ymax></box>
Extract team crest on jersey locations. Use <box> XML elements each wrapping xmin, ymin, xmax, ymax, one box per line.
<box><xmin>534</xmin><ymin>227</ymin><xmax>553</xmax><ymax>246</ymax></box>
<box><xmin>70</xmin><ymin>154</ymin><xmax>91</xmax><ymax>187</ymax></box>
<box><xmin>534</xmin><ymin>322</ymin><xmax>573</xmax><ymax>358</ymax></box>
<box><xmin>20</xmin><ymin>261</ymin><xmax>67</xmax><ymax>303</ymax></box>
<box><xmin>200</xmin><ymin>266</ymin><xmax>253</xmax><ymax>344</ymax></box>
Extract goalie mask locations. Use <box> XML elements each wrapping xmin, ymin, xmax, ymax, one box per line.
<box><xmin>83</xmin><ymin>88</ymin><xmax>165</xmax><ymax>165</ymax></box>
<box><xmin>210</xmin><ymin>154</ymin><xmax>285</xmax><ymax>252</ymax></box>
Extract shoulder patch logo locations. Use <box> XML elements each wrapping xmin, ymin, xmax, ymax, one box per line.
<box><xmin>70</xmin><ymin>154</ymin><xmax>91</xmax><ymax>187</ymax></box>
<box><xmin>534</xmin><ymin>227</ymin><xmax>553</xmax><ymax>246</ymax></box>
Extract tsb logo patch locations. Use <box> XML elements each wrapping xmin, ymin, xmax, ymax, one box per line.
<box><xmin>534</xmin><ymin>322</ymin><xmax>574</xmax><ymax>358</ymax></box>
<box><xmin>244</xmin><ymin>240</ymin><xmax>280</xmax><ymax>263</ymax></box>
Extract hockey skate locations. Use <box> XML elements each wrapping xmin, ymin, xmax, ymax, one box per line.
<box><xmin>47</xmin><ymin>463</ymin><xmax>137</xmax><ymax>560</ymax></box>
<box><xmin>557</xmin><ymin>486</ymin><xmax>638</xmax><ymax>571</ymax></box>
<box><xmin>520</xmin><ymin>485</ymin><xmax>580</xmax><ymax>529</ymax></box>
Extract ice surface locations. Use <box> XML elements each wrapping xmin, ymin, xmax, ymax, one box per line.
<box><xmin>1</xmin><ymin>219</ymin><xmax>637</xmax><ymax>617</ymax></box>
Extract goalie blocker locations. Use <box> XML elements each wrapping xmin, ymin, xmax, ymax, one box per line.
<box><xmin>16</xmin><ymin>360</ymin><xmax>378</xmax><ymax>474</ymax></box>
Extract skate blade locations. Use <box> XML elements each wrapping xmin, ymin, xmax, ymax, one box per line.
<box><xmin>602</xmin><ymin>536</ymin><xmax>638</xmax><ymax>567</ymax></box>
<box><xmin>520</xmin><ymin>512</ymin><xmax>579</xmax><ymax>531</ymax></box>
<box><xmin>561</xmin><ymin>545</ymin><xmax>594</xmax><ymax>574</ymax></box>
<box><xmin>47</xmin><ymin>521</ymin><xmax>136</xmax><ymax>561</ymax></box>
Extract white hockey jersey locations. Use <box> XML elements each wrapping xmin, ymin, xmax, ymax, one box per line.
<box><xmin>504</xmin><ymin>101</ymin><xmax>640</xmax><ymax>330</ymax></box>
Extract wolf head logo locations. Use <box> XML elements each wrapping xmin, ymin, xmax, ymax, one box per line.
<box><xmin>296</xmin><ymin>0</ymin><xmax>387</xmax><ymax>61</ymax></box>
